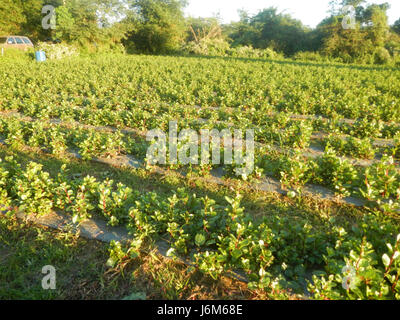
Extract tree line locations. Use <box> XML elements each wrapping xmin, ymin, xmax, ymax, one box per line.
<box><xmin>1</xmin><ymin>0</ymin><xmax>400</xmax><ymax>64</ymax></box>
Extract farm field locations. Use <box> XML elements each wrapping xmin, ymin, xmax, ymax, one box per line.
<box><xmin>1</xmin><ymin>54</ymin><xmax>400</xmax><ymax>300</ymax></box>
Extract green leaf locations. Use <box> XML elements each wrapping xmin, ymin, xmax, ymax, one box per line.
<box><xmin>166</xmin><ymin>248</ymin><xmax>176</xmax><ymax>257</ymax></box>
<box><xmin>106</xmin><ymin>257</ymin><xmax>116</xmax><ymax>268</ymax></box>
<box><xmin>393</xmin><ymin>251</ymin><xmax>400</xmax><ymax>261</ymax></box>
<box><xmin>224</xmin><ymin>196</ymin><xmax>234</xmax><ymax>205</ymax></box>
<box><xmin>72</xmin><ymin>214</ymin><xmax>79</xmax><ymax>224</ymax></box>
<box><xmin>382</xmin><ymin>254</ymin><xmax>391</xmax><ymax>268</ymax></box>
<box><xmin>195</xmin><ymin>233</ymin><xmax>206</xmax><ymax>247</ymax></box>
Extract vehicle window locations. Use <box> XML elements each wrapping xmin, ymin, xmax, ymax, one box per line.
<box><xmin>0</xmin><ymin>37</ymin><xmax>7</xmax><ymax>44</ymax></box>
<box><xmin>22</xmin><ymin>38</ymin><xmax>32</xmax><ymax>45</ymax></box>
<box><xmin>15</xmin><ymin>37</ymin><xmax>23</xmax><ymax>44</ymax></box>
<box><xmin>7</xmin><ymin>37</ymin><xmax>15</xmax><ymax>44</ymax></box>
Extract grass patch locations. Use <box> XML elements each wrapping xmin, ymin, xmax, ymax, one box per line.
<box><xmin>0</xmin><ymin>214</ymin><xmax>289</xmax><ymax>300</ymax></box>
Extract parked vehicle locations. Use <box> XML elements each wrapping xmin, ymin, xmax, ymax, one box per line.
<box><xmin>0</xmin><ymin>36</ymin><xmax>34</xmax><ymax>51</ymax></box>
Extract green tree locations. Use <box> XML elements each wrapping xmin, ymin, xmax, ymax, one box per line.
<box><xmin>226</xmin><ymin>7</ymin><xmax>311</xmax><ymax>56</ymax></box>
<box><xmin>124</xmin><ymin>0</ymin><xmax>188</xmax><ymax>54</ymax></box>
<box><xmin>0</xmin><ymin>0</ymin><xmax>26</xmax><ymax>35</ymax></box>
<box><xmin>21</xmin><ymin>0</ymin><xmax>46</xmax><ymax>40</ymax></box>
<box><xmin>392</xmin><ymin>18</ymin><xmax>400</xmax><ymax>35</ymax></box>
<box><xmin>54</xmin><ymin>5</ymin><xmax>76</xmax><ymax>42</ymax></box>
<box><xmin>363</xmin><ymin>3</ymin><xmax>390</xmax><ymax>48</ymax></box>
<box><xmin>50</xmin><ymin>0</ymin><xmax>128</xmax><ymax>49</ymax></box>
<box><xmin>318</xmin><ymin>2</ymin><xmax>392</xmax><ymax>63</ymax></box>
<box><xmin>223</xmin><ymin>10</ymin><xmax>257</xmax><ymax>47</ymax></box>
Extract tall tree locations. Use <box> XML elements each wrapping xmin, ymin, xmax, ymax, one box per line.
<box><xmin>316</xmin><ymin>2</ymin><xmax>393</xmax><ymax>63</ymax></box>
<box><xmin>363</xmin><ymin>3</ymin><xmax>390</xmax><ymax>47</ymax></box>
<box><xmin>392</xmin><ymin>18</ymin><xmax>400</xmax><ymax>35</ymax></box>
<box><xmin>0</xmin><ymin>0</ymin><xmax>26</xmax><ymax>35</ymax></box>
<box><xmin>226</xmin><ymin>7</ymin><xmax>311</xmax><ymax>55</ymax></box>
<box><xmin>392</xmin><ymin>19</ymin><xmax>400</xmax><ymax>35</ymax></box>
<box><xmin>318</xmin><ymin>15</ymin><xmax>370</xmax><ymax>60</ymax></box>
<box><xmin>124</xmin><ymin>0</ymin><xmax>187</xmax><ymax>54</ymax></box>
<box><xmin>48</xmin><ymin>0</ymin><xmax>128</xmax><ymax>47</ymax></box>
<box><xmin>21</xmin><ymin>0</ymin><xmax>46</xmax><ymax>40</ymax></box>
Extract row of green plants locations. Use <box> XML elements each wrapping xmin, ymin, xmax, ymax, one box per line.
<box><xmin>1</xmin><ymin>115</ymin><xmax>399</xmax><ymax>213</ymax></box>
<box><xmin>2</xmin><ymin>89</ymin><xmax>398</xmax><ymax>163</ymax></box>
<box><xmin>234</xmin><ymin>108</ymin><xmax>400</xmax><ymax>140</ymax></box>
<box><xmin>1</xmin><ymin>55</ymin><xmax>399</xmax><ymax>122</ymax></box>
<box><xmin>0</xmin><ymin>117</ymin><xmax>130</xmax><ymax>160</ymax></box>
<box><xmin>1</xmin><ymin>51</ymin><xmax>399</xmax><ymax>301</ymax></box>
<box><xmin>0</xmin><ymin>155</ymin><xmax>399</xmax><ymax>299</ymax></box>
<box><xmin>3</xmin><ymin>99</ymin><xmax>398</xmax><ymax>162</ymax></box>
<box><xmin>264</xmin><ymin>147</ymin><xmax>400</xmax><ymax>212</ymax></box>
<box><xmin>322</xmin><ymin>135</ymin><xmax>377</xmax><ymax>160</ymax></box>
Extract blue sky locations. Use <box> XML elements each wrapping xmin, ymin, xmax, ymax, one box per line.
<box><xmin>185</xmin><ymin>0</ymin><xmax>400</xmax><ymax>27</ymax></box>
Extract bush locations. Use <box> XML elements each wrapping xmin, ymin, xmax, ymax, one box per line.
<box><xmin>392</xmin><ymin>55</ymin><xmax>400</xmax><ymax>67</ymax></box>
<box><xmin>292</xmin><ymin>51</ymin><xmax>326</xmax><ymax>62</ymax></box>
<box><xmin>228</xmin><ymin>46</ymin><xmax>282</xmax><ymax>59</ymax></box>
<box><xmin>36</xmin><ymin>42</ymin><xmax>79</xmax><ymax>60</ymax></box>
<box><xmin>183</xmin><ymin>40</ymin><xmax>282</xmax><ymax>60</ymax></box>
<box><xmin>183</xmin><ymin>38</ymin><xmax>230</xmax><ymax>57</ymax></box>
<box><xmin>79</xmin><ymin>42</ymin><xmax>126</xmax><ymax>56</ymax></box>
<box><xmin>374</xmin><ymin>47</ymin><xmax>392</xmax><ymax>65</ymax></box>
<box><xmin>356</xmin><ymin>54</ymin><xmax>376</xmax><ymax>65</ymax></box>
<box><xmin>291</xmin><ymin>51</ymin><xmax>348</xmax><ymax>64</ymax></box>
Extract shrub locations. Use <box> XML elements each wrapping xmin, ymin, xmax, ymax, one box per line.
<box><xmin>228</xmin><ymin>46</ymin><xmax>282</xmax><ymax>59</ymax></box>
<box><xmin>393</xmin><ymin>56</ymin><xmax>400</xmax><ymax>67</ymax></box>
<box><xmin>183</xmin><ymin>38</ymin><xmax>230</xmax><ymax>57</ymax></box>
<box><xmin>78</xmin><ymin>42</ymin><xmax>126</xmax><ymax>55</ymax></box>
<box><xmin>36</xmin><ymin>42</ymin><xmax>79</xmax><ymax>60</ymax></box>
<box><xmin>292</xmin><ymin>51</ymin><xmax>326</xmax><ymax>62</ymax></box>
<box><xmin>183</xmin><ymin>41</ymin><xmax>282</xmax><ymax>59</ymax></box>
<box><xmin>374</xmin><ymin>47</ymin><xmax>392</xmax><ymax>65</ymax></box>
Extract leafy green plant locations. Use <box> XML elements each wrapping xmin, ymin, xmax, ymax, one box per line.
<box><xmin>36</xmin><ymin>42</ymin><xmax>79</xmax><ymax>60</ymax></box>
<box><xmin>12</xmin><ymin>162</ymin><xmax>54</xmax><ymax>215</ymax></box>
<box><xmin>324</xmin><ymin>135</ymin><xmax>376</xmax><ymax>160</ymax></box>
<box><xmin>359</xmin><ymin>155</ymin><xmax>400</xmax><ymax>212</ymax></box>
<box><xmin>308</xmin><ymin>233</ymin><xmax>400</xmax><ymax>300</ymax></box>
<box><xmin>312</xmin><ymin>146</ymin><xmax>359</xmax><ymax>197</ymax></box>
<box><xmin>106</xmin><ymin>240</ymin><xmax>140</xmax><ymax>268</ymax></box>
<box><xmin>279</xmin><ymin>153</ymin><xmax>310</xmax><ymax>190</ymax></box>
